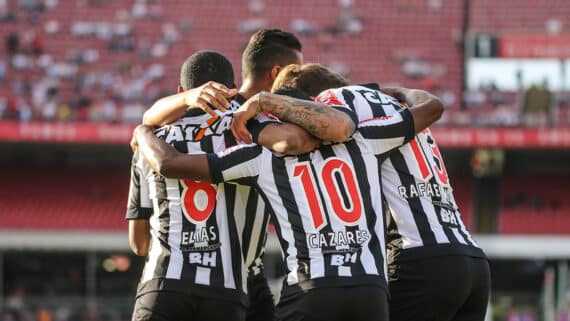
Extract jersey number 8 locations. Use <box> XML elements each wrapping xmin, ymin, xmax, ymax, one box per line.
<box><xmin>181</xmin><ymin>180</ymin><xmax>217</xmax><ymax>224</ymax></box>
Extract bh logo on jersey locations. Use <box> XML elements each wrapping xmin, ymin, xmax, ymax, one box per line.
<box><xmin>188</xmin><ymin>251</ymin><xmax>217</xmax><ymax>267</ymax></box>
<box><xmin>330</xmin><ymin>252</ymin><xmax>359</xmax><ymax>266</ymax></box>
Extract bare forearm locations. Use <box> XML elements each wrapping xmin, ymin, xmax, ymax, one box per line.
<box><xmin>400</xmin><ymin>88</ymin><xmax>439</xmax><ymax>108</ymax></box>
<box><xmin>134</xmin><ymin>125</ymin><xmax>212</xmax><ymax>181</ymax></box>
<box><xmin>129</xmin><ymin>220</ymin><xmax>150</xmax><ymax>256</ymax></box>
<box><xmin>257</xmin><ymin>92</ymin><xmax>355</xmax><ymax>142</ymax></box>
<box><xmin>142</xmin><ymin>93</ymin><xmax>187</xmax><ymax>127</ymax></box>
<box><xmin>406</xmin><ymin>90</ymin><xmax>444</xmax><ymax>133</ymax></box>
<box><xmin>258</xmin><ymin>123</ymin><xmax>321</xmax><ymax>155</ymax></box>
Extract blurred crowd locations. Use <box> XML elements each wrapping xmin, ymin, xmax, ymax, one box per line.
<box><xmin>0</xmin><ymin>0</ymin><xmax>175</xmax><ymax>124</ymax></box>
<box><xmin>0</xmin><ymin>0</ymin><xmax>568</xmax><ymax>127</ymax></box>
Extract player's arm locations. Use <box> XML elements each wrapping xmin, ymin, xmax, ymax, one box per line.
<box><xmin>142</xmin><ymin>81</ymin><xmax>238</xmax><ymax>126</ymax></box>
<box><xmin>232</xmin><ymin>92</ymin><xmax>356</xmax><ymax>144</ymax></box>
<box><xmin>125</xmin><ymin>150</ymin><xmax>153</xmax><ymax>256</ymax></box>
<box><xmin>381</xmin><ymin>87</ymin><xmax>444</xmax><ymax>133</ymax></box>
<box><xmin>129</xmin><ymin>220</ymin><xmax>150</xmax><ymax>256</ymax></box>
<box><xmin>134</xmin><ymin>124</ymin><xmax>264</xmax><ymax>184</ymax></box>
<box><xmin>257</xmin><ymin>123</ymin><xmax>320</xmax><ymax>155</ymax></box>
<box><xmin>358</xmin><ymin>89</ymin><xmax>444</xmax><ymax>155</ymax></box>
<box><xmin>134</xmin><ymin>125</ymin><xmax>212</xmax><ymax>180</ymax></box>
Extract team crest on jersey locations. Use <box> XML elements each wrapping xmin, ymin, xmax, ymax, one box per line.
<box><xmin>315</xmin><ymin>89</ymin><xmax>345</xmax><ymax>108</ymax></box>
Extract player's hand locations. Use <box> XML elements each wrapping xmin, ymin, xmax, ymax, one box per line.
<box><xmin>130</xmin><ymin>133</ymin><xmax>138</xmax><ymax>152</ymax></box>
<box><xmin>185</xmin><ymin>81</ymin><xmax>238</xmax><ymax>117</ymax></box>
<box><xmin>131</xmin><ymin>125</ymin><xmax>155</xmax><ymax>151</ymax></box>
<box><xmin>230</xmin><ymin>94</ymin><xmax>262</xmax><ymax>144</ymax></box>
<box><xmin>380</xmin><ymin>87</ymin><xmax>408</xmax><ymax>105</ymax></box>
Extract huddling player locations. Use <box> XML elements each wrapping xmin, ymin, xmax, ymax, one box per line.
<box><xmin>271</xmin><ymin>63</ymin><xmax>491</xmax><ymax>321</ymax></box>
<box><xmin>131</xmin><ymin>63</ymin><xmax>444</xmax><ymax>321</ymax></box>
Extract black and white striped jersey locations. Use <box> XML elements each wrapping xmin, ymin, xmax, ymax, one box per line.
<box><xmin>125</xmin><ymin>102</ymin><xmax>272</xmax><ymax>305</ymax></box>
<box><xmin>234</xmin><ymin>93</ymin><xmax>272</xmax><ymax>277</ymax></box>
<box><xmin>325</xmin><ymin>85</ymin><xmax>486</xmax><ymax>264</ymax></box>
<box><xmin>206</xmin><ymin>104</ymin><xmax>415</xmax><ymax>298</ymax></box>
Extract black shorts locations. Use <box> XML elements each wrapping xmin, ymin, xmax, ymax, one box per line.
<box><xmin>246</xmin><ymin>272</ymin><xmax>275</xmax><ymax>321</ymax></box>
<box><xmin>275</xmin><ymin>286</ymin><xmax>389</xmax><ymax>321</ymax></box>
<box><xmin>389</xmin><ymin>255</ymin><xmax>490</xmax><ymax>321</ymax></box>
<box><xmin>132</xmin><ymin>291</ymin><xmax>246</xmax><ymax>321</ymax></box>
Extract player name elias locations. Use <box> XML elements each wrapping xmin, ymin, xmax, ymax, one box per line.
<box><xmin>181</xmin><ymin>226</ymin><xmax>217</xmax><ymax>245</ymax></box>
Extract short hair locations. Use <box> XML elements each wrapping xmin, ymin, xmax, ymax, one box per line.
<box><xmin>271</xmin><ymin>63</ymin><xmax>349</xmax><ymax>97</ymax></box>
<box><xmin>242</xmin><ymin>29</ymin><xmax>302</xmax><ymax>80</ymax></box>
<box><xmin>273</xmin><ymin>86</ymin><xmax>312</xmax><ymax>101</ymax></box>
<box><xmin>180</xmin><ymin>50</ymin><xmax>235</xmax><ymax>90</ymax></box>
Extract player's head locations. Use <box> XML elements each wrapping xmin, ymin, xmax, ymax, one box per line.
<box><xmin>179</xmin><ymin>50</ymin><xmax>235</xmax><ymax>92</ymax></box>
<box><xmin>241</xmin><ymin>29</ymin><xmax>303</xmax><ymax>87</ymax></box>
<box><xmin>273</xmin><ymin>86</ymin><xmax>313</xmax><ymax>101</ymax></box>
<box><xmin>271</xmin><ymin>63</ymin><xmax>349</xmax><ymax>98</ymax></box>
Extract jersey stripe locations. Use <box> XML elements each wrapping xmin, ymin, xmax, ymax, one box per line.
<box><xmin>345</xmin><ymin>140</ymin><xmax>383</xmax><ymax>277</ymax></box>
<box><xmin>272</xmin><ymin>156</ymin><xmax>310</xmax><ymax>285</ymax></box>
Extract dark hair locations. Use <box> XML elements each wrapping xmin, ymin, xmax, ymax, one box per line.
<box><xmin>271</xmin><ymin>63</ymin><xmax>349</xmax><ymax>97</ymax></box>
<box><xmin>180</xmin><ymin>50</ymin><xmax>235</xmax><ymax>90</ymax></box>
<box><xmin>242</xmin><ymin>29</ymin><xmax>302</xmax><ymax>80</ymax></box>
<box><xmin>273</xmin><ymin>86</ymin><xmax>312</xmax><ymax>101</ymax></box>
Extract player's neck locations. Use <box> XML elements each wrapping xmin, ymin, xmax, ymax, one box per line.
<box><xmin>239</xmin><ymin>78</ymin><xmax>270</xmax><ymax>100</ymax></box>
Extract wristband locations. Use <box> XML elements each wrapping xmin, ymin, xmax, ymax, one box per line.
<box><xmin>257</xmin><ymin>91</ymin><xmax>265</xmax><ymax>114</ymax></box>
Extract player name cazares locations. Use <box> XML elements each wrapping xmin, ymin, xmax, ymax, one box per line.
<box><xmin>307</xmin><ymin>229</ymin><xmax>370</xmax><ymax>249</ymax></box>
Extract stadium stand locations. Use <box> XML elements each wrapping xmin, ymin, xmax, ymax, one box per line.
<box><xmin>2</xmin><ymin>1</ymin><xmax>569</xmax><ymax>126</ymax></box>
<box><xmin>499</xmin><ymin>175</ymin><xmax>570</xmax><ymax>234</ymax></box>
<box><xmin>0</xmin><ymin>165</ymin><xmax>478</xmax><ymax>233</ymax></box>
<box><xmin>0</xmin><ymin>166</ymin><xmax>128</xmax><ymax>230</ymax></box>
<box><xmin>0</xmin><ymin>0</ymin><xmax>464</xmax><ymax>123</ymax></box>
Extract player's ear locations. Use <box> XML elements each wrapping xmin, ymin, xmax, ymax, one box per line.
<box><xmin>270</xmin><ymin>64</ymin><xmax>281</xmax><ymax>81</ymax></box>
<box><xmin>177</xmin><ymin>85</ymin><xmax>184</xmax><ymax>93</ymax></box>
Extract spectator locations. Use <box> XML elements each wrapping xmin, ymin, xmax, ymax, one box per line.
<box><xmin>95</xmin><ymin>22</ymin><xmax>112</xmax><ymax>40</ymax></box>
<box><xmin>0</xmin><ymin>58</ymin><xmax>6</xmax><ymax>82</ymax></box>
<box><xmin>178</xmin><ymin>18</ymin><xmax>192</xmax><ymax>33</ymax></box>
<box><xmin>161</xmin><ymin>23</ymin><xmax>179</xmax><ymax>44</ymax></box>
<box><xmin>238</xmin><ymin>18</ymin><xmax>267</xmax><ymax>34</ymax></box>
<box><xmin>0</xmin><ymin>0</ymin><xmax>17</xmax><ymax>22</ymax></box>
<box><xmin>16</xmin><ymin>98</ymin><xmax>32</xmax><ymax>121</ymax></box>
<box><xmin>291</xmin><ymin>18</ymin><xmax>317</xmax><ymax>36</ymax></box>
<box><xmin>249</xmin><ymin>0</ymin><xmax>264</xmax><ymax>14</ymax></box>
<box><xmin>522</xmin><ymin>83</ymin><xmax>553</xmax><ymax>127</ymax></box>
<box><xmin>44</xmin><ymin>0</ymin><xmax>58</xmax><ymax>10</ymax></box>
<box><xmin>120</xmin><ymin>102</ymin><xmax>144</xmax><ymax>123</ymax></box>
<box><xmin>5</xmin><ymin>32</ymin><xmax>19</xmax><ymax>56</ymax></box>
<box><xmin>30</xmin><ymin>30</ymin><xmax>43</xmax><ymax>55</ymax></box>
<box><xmin>0</xmin><ymin>97</ymin><xmax>7</xmax><ymax>118</ymax></box>
<box><xmin>131</xmin><ymin>1</ymin><xmax>147</xmax><ymax>18</ymax></box>
<box><xmin>44</xmin><ymin>20</ymin><xmax>59</xmax><ymax>34</ymax></box>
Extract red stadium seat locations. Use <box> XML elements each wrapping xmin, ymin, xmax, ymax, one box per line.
<box><xmin>498</xmin><ymin>175</ymin><xmax>570</xmax><ymax>234</ymax></box>
<box><xmin>0</xmin><ymin>166</ymin><xmax>129</xmax><ymax>230</ymax></box>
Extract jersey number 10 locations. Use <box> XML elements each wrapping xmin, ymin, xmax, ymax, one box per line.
<box><xmin>293</xmin><ymin>158</ymin><xmax>364</xmax><ymax>231</ymax></box>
